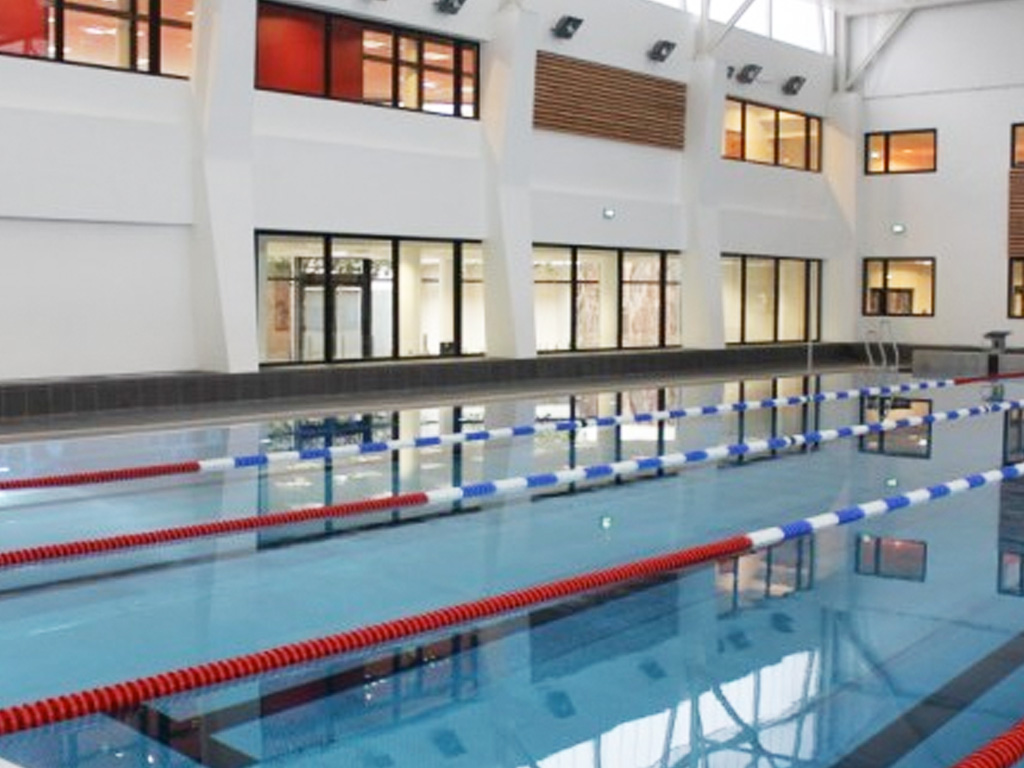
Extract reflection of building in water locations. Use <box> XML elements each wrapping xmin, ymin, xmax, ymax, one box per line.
<box><xmin>999</xmin><ymin>477</ymin><xmax>1024</xmax><ymax>595</ymax></box>
<box><xmin>859</xmin><ymin>396</ymin><xmax>933</xmax><ymax>459</ymax></box>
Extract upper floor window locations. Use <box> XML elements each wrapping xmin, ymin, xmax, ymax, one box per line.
<box><xmin>722</xmin><ymin>98</ymin><xmax>821</xmax><ymax>172</ymax></box>
<box><xmin>256</xmin><ymin>1</ymin><xmax>479</xmax><ymax>119</ymax></box>
<box><xmin>862</xmin><ymin>258</ymin><xmax>935</xmax><ymax>317</ymax></box>
<box><xmin>0</xmin><ymin>0</ymin><xmax>193</xmax><ymax>77</ymax></box>
<box><xmin>1014</xmin><ymin>124</ymin><xmax>1024</xmax><ymax>168</ymax></box>
<box><xmin>1010</xmin><ymin>258</ymin><xmax>1024</xmax><ymax>318</ymax></box>
<box><xmin>865</xmin><ymin>130</ymin><xmax>936</xmax><ymax>174</ymax></box>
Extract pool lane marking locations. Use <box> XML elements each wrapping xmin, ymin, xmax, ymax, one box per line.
<box><xmin>0</xmin><ymin>399</ymin><xmax>1017</xmax><ymax>570</ymax></box>
<box><xmin>6</xmin><ymin>450</ymin><xmax>1024</xmax><ymax>737</ymax></box>
<box><xmin>0</xmin><ymin>379</ymin><xmax>956</xmax><ymax>493</ymax></box>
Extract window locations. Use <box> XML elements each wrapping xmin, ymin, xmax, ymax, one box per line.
<box><xmin>722</xmin><ymin>98</ymin><xmax>822</xmax><ymax>172</ymax></box>
<box><xmin>865</xmin><ymin>130</ymin><xmax>937</xmax><ymax>174</ymax></box>
<box><xmin>257</xmin><ymin>232</ymin><xmax>481</xmax><ymax>365</ymax></box>
<box><xmin>862</xmin><ymin>258</ymin><xmax>935</xmax><ymax>316</ymax></box>
<box><xmin>1015</xmin><ymin>124</ymin><xmax>1024</xmax><ymax>168</ymax></box>
<box><xmin>855</xmin><ymin>536</ymin><xmax>927</xmax><ymax>581</ymax></box>
<box><xmin>1010</xmin><ymin>258</ymin><xmax>1024</xmax><ymax>318</ymax></box>
<box><xmin>0</xmin><ymin>0</ymin><xmax>193</xmax><ymax>77</ymax></box>
<box><xmin>256</xmin><ymin>1</ymin><xmax>479</xmax><ymax>119</ymax></box>
<box><xmin>534</xmin><ymin>246</ymin><xmax>681</xmax><ymax>352</ymax></box>
<box><xmin>722</xmin><ymin>255</ymin><xmax>822</xmax><ymax>344</ymax></box>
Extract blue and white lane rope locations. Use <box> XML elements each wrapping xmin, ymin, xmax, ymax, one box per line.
<box><xmin>747</xmin><ymin>463</ymin><xmax>1024</xmax><ymax>550</ymax></box>
<box><xmin>424</xmin><ymin>399</ymin><xmax>1019</xmax><ymax>505</ymax></box>
<box><xmin>0</xmin><ymin>377</ymin><xmax>968</xmax><ymax>492</ymax></box>
<box><xmin>203</xmin><ymin>378</ymin><xmax>957</xmax><ymax>473</ymax></box>
<box><xmin>0</xmin><ymin>399</ymin><xmax>1017</xmax><ymax>569</ymax></box>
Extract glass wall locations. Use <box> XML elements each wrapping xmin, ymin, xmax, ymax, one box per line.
<box><xmin>256</xmin><ymin>1</ymin><xmax>478</xmax><ymax>119</ymax></box>
<box><xmin>258</xmin><ymin>232</ymin><xmax>481</xmax><ymax>364</ymax></box>
<box><xmin>865</xmin><ymin>130</ymin><xmax>937</xmax><ymax>174</ymax></box>
<box><xmin>0</xmin><ymin>0</ymin><xmax>193</xmax><ymax>76</ymax></box>
<box><xmin>534</xmin><ymin>246</ymin><xmax>682</xmax><ymax>352</ymax></box>
<box><xmin>722</xmin><ymin>255</ymin><xmax>822</xmax><ymax>344</ymax></box>
<box><xmin>862</xmin><ymin>258</ymin><xmax>935</xmax><ymax>316</ymax></box>
<box><xmin>722</xmin><ymin>98</ymin><xmax>822</xmax><ymax>172</ymax></box>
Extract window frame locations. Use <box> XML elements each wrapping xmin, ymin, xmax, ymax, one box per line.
<box><xmin>0</xmin><ymin>0</ymin><xmax>193</xmax><ymax>78</ymax></box>
<box><xmin>256</xmin><ymin>229</ymin><xmax>482</xmax><ymax>366</ymax></box>
<box><xmin>1014</xmin><ymin>123</ymin><xmax>1024</xmax><ymax>169</ymax></box>
<box><xmin>255</xmin><ymin>0</ymin><xmax>480</xmax><ymax>120</ymax></box>
<box><xmin>864</xmin><ymin>129</ymin><xmax>938</xmax><ymax>175</ymax></box>
<box><xmin>532</xmin><ymin>244</ymin><xmax>681</xmax><ymax>353</ymax></box>
<box><xmin>722</xmin><ymin>97</ymin><xmax>822</xmax><ymax>173</ymax></box>
<box><xmin>722</xmin><ymin>254</ymin><xmax>823</xmax><ymax>345</ymax></box>
<box><xmin>1009</xmin><ymin>257</ymin><xmax>1024</xmax><ymax>318</ymax></box>
<box><xmin>861</xmin><ymin>257</ymin><xmax>936</xmax><ymax>317</ymax></box>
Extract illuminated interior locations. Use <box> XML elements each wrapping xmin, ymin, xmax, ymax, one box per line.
<box><xmin>863</xmin><ymin>258</ymin><xmax>935</xmax><ymax>315</ymax></box>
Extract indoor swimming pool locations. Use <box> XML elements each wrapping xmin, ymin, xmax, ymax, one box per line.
<box><xmin>0</xmin><ymin>371</ymin><xmax>1023</xmax><ymax>767</ymax></box>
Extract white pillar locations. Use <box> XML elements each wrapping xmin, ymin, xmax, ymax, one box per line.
<box><xmin>190</xmin><ymin>0</ymin><xmax>259</xmax><ymax>372</ymax></box>
<box><xmin>681</xmin><ymin>55</ymin><xmax>727</xmax><ymax>349</ymax></box>
<box><xmin>481</xmin><ymin>3</ymin><xmax>540</xmax><ymax>358</ymax></box>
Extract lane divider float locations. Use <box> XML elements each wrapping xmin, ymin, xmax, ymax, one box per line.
<box><xmin>0</xmin><ymin>379</ymin><xmax>957</xmax><ymax>493</ymax></box>
<box><xmin>0</xmin><ymin>400</ymin><xmax>1018</xmax><ymax>570</ymax></box>
<box><xmin>2</xmin><ymin>459</ymin><xmax>1024</xmax><ymax>737</ymax></box>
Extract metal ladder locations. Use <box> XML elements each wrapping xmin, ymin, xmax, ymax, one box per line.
<box><xmin>864</xmin><ymin>321</ymin><xmax>900</xmax><ymax>372</ymax></box>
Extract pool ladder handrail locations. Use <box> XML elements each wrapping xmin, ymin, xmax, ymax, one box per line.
<box><xmin>864</xmin><ymin>321</ymin><xmax>900</xmax><ymax>372</ymax></box>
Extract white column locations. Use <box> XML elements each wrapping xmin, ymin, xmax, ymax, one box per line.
<box><xmin>681</xmin><ymin>55</ymin><xmax>727</xmax><ymax>349</ymax></box>
<box><xmin>190</xmin><ymin>0</ymin><xmax>259</xmax><ymax>372</ymax></box>
<box><xmin>825</xmin><ymin>91</ymin><xmax>861</xmax><ymax>343</ymax></box>
<box><xmin>481</xmin><ymin>2</ymin><xmax>540</xmax><ymax>358</ymax></box>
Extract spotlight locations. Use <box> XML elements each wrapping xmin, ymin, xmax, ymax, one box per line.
<box><xmin>735</xmin><ymin>63</ymin><xmax>761</xmax><ymax>84</ymax></box>
<box><xmin>782</xmin><ymin>75</ymin><xmax>806</xmax><ymax>95</ymax></box>
<box><xmin>552</xmin><ymin>15</ymin><xmax>583</xmax><ymax>39</ymax></box>
<box><xmin>648</xmin><ymin>40</ymin><xmax>676</xmax><ymax>62</ymax></box>
<box><xmin>435</xmin><ymin>0</ymin><xmax>466</xmax><ymax>13</ymax></box>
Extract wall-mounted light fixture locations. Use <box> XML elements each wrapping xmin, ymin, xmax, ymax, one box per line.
<box><xmin>602</xmin><ymin>207</ymin><xmax>616</xmax><ymax>220</ymax></box>
<box><xmin>648</xmin><ymin>40</ymin><xmax>676</xmax><ymax>62</ymax></box>
<box><xmin>782</xmin><ymin>75</ymin><xmax>806</xmax><ymax>95</ymax></box>
<box><xmin>735</xmin><ymin>63</ymin><xmax>762</xmax><ymax>84</ymax></box>
<box><xmin>891</xmin><ymin>223</ymin><xmax>907</xmax><ymax>235</ymax></box>
<box><xmin>552</xmin><ymin>15</ymin><xmax>583</xmax><ymax>39</ymax></box>
<box><xmin>436</xmin><ymin>0</ymin><xmax>467</xmax><ymax>13</ymax></box>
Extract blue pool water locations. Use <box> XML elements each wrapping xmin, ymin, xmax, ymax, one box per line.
<box><xmin>0</xmin><ymin>372</ymin><xmax>1022</xmax><ymax>767</ymax></box>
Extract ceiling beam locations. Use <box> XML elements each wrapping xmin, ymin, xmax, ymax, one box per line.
<box><xmin>843</xmin><ymin>8</ymin><xmax>911</xmax><ymax>90</ymax></box>
<box><xmin>703</xmin><ymin>0</ymin><xmax>758</xmax><ymax>54</ymax></box>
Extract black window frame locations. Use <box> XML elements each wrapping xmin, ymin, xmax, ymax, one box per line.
<box><xmin>864</xmin><ymin>129</ymin><xmax>938</xmax><ymax>175</ymax></box>
<box><xmin>1014</xmin><ymin>123</ymin><xmax>1024</xmax><ymax>169</ymax></box>
<box><xmin>862</xmin><ymin>257</ymin><xmax>936</xmax><ymax>317</ymax></box>
<box><xmin>532</xmin><ymin>244</ymin><xmax>682</xmax><ymax>353</ymax></box>
<box><xmin>256</xmin><ymin>229</ymin><xmax>482</xmax><ymax>367</ymax></box>
<box><xmin>722</xmin><ymin>97</ymin><xmax>823</xmax><ymax>173</ymax></box>
<box><xmin>855</xmin><ymin>535</ymin><xmax>928</xmax><ymax>582</ymax></box>
<box><xmin>0</xmin><ymin>0</ymin><xmax>193</xmax><ymax>78</ymax></box>
<box><xmin>255</xmin><ymin>0</ymin><xmax>480</xmax><ymax>120</ymax></box>
<box><xmin>722</xmin><ymin>254</ymin><xmax>823</xmax><ymax>345</ymax></box>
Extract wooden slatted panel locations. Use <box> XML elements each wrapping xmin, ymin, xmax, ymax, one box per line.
<box><xmin>1012</xmin><ymin>169</ymin><xmax>1024</xmax><ymax>258</ymax></box>
<box><xmin>534</xmin><ymin>52</ymin><xmax>686</xmax><ymax>150</ymax></box>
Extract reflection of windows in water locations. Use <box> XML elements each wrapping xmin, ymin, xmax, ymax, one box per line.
<box><xmin>721</xmin><ymin>375</ymin><xmax>822</xmax><ymax>465</ymax></box>
<box><xmin>717</xmin><ymin>538</ymin><xmax>814</xmax><ymax>615</ymax></box>
<box><xmin>1000</xmin><ymin>551</ymin><xmax>1024</xmax><ymax>596</ymax></box>
<box><xmin>1005</xmin><ymin>409</ymin><xmax>1024</xmax><ymax>465</ymax></box>
<box><xmin>855</xmin><ymin>535</ymin><xmax>927</xmax><ymax>581</ymax></box>
<box><xmin>999</xmin><ymin>477</ymin><xmax>1024</xmax><ymax>595</ymax></box>
<box><xmin>859</xmin><ymin>395</ymin><xmax>933</xmax><ymax>459</ymax></box>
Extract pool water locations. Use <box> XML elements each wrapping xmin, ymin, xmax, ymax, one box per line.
<box><xmin>0</xmin><ymin>372</ymin><xmax>1022</xmax><ymax>767</ymax></box>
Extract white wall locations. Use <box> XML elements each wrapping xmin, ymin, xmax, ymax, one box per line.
<box><xmin>0</xmin><ymin>219</ymin><xmax>196</xmax><ymax>378</ymax></box>
<box><xmin>855</xmin><ymin>0</ymin><xmax>1024</xmax><ymax>347</ymax></box>
<box><xmin>0</xmin><ymin>56</ymin><xmax>197</xmax><ymax>380</ymax></box>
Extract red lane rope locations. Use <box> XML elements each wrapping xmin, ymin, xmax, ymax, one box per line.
<box><xmin>0</xmin><ymin>491</ymin><xmax>433</xmax><ymax>568</ymax></box>
<box><xmin>953</xmin><ymin>371</ymin><xmax>1024</xmax><ymax>386</ymax></box>
<box><xmin>0</xmin><ymin>462</ymin><xmax>202</xmax><ymax>492</ymax></box>
<box><xmin>0</xmin><ymin>534</ymin><xmax>753</xmax><ymax>735</ymax></box>
<box><xmin>953</xmin><ymin>717</ymin><xmax>1024</xmax><ymax>768</ymax></box>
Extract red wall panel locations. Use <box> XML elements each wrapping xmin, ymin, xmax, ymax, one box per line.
<box><xmin>256</xmin><ymin>4</ymin><xmax>326</xmax><ymax>96</ymax></box>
